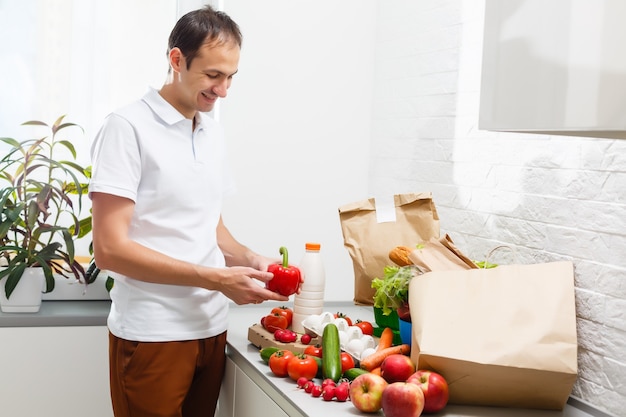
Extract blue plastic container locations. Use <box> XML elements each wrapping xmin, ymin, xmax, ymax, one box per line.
<box><xmin>398</xmin><ymin>318</ymin><xmax>412</xmax><ymax>347</ymax></box>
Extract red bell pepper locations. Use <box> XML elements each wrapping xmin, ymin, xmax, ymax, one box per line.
<box><xmin>266</xmin><ymin>246</ymin><xmax>301</xmax><ymax>296</ymax></box>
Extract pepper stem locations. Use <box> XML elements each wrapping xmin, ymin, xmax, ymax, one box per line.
<box><xmin>278</xmin><ymin>246</ymin><xmax>289</xmax><ymax>268</ymax></box>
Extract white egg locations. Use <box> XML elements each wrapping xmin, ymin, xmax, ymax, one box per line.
<box><xmin>339</xmin><ymin>330</ymin><xmax>348</xmax><ymax>347</ymax></box>
<box><xmin>361</xmin><ymin>335</ymin><xmax>376</xmax><ymax>350</ymax></box>
<box><xmin>346</xmin><ymin>338</ymin><xmax>365</xmax><ymax>356</ymax></box>
<box><xmin>303</xmin><ymin>314</ymin><xmax>322</xmax><ymax>329</ymax></box>
<box><xmin>346</xmin><ymin>326</ymin><xmax>363</xmax><ymax>341</ymax></box>
<box><xmin>333</xmin><ymin>318</ymin><xmax>350</xmax><ymax>332</ymax></box>
<box><xmin>319</xmin><ymin>311</ymin><xmax>335</xmax><ymax>325</ymax></box>
<box><xmin>360</xmin><ymin>347</ymin><xmax>376</xmax><ymax>360</ymax></box>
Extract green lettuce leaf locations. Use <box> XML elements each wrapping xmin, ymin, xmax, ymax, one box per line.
<box><xmin>371</xmin><ymin>265</ymin><xmax>417</xmax><ymax>316</ymax></box>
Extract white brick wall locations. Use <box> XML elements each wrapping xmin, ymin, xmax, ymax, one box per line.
<box><xmin>369</xmin><ymin>1</ymin><xmax>626</xmax><ymax>415</ymax></box>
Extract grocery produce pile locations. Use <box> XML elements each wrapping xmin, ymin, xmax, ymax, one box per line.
<box><xmin>253</xmin><ymin>306</ymin><xmax>449</xmax><ymax>417</ymax></box>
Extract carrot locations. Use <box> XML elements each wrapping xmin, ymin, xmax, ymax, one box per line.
<box><xmin>370</xmin><ymin>367</ymin><xmax>382</xmax><ymax>376</ymax></box>
<box><xmin>377</xmin><ymin>327</ymin><xmax>394</xmax><ymax>351</ymax></box>
<box><xmin>359</xmin><ymin>344</ymin><xmax>411</xmax><ymax>371</ymax></box>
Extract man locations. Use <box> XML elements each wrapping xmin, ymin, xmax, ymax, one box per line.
<box><xmin>89</xmin><ymin>6</ymin><xmax>290</xmax><ymax>417</ymax></box>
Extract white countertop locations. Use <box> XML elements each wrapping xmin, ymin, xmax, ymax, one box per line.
<box><xmin>226</xmin><ymin>302</ymin><xmax>605</xmax><ymax>417</ymax></box>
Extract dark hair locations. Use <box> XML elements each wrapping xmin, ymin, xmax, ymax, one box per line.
<box><xmin>168</xmin><ymin>5</ymin><xmax>242</xmax><ymax>70</ymax></box>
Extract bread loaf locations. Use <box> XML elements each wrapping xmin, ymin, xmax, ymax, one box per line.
<box><xmin>388</xmin><ymin>246</ymin><xmax>414</xmax><ymax>266</ymax></box>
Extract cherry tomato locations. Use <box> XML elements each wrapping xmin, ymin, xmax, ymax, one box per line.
<box><xmin>263</xmin><ymin>313</ymin><xmax>288</xmax><ymax>333</ymax></box>
<box><xmin>340</xmin><ymin>352</ymin><xmax>355</xmax><ymax>374</ymax></box>
<box><xmin>334</xmin><ymin>312</ymin><xmax>352</xmax><ymax>326</ymax></box>
<box><xmin>355</xmin><ymin>319</ymin><xmax>374</xmax><ymax>336</ymax></box>
<box><xmin>268</xmin><ymin>350</ymin><xmax>295</xmax><ymax>377</ymax></box>
<box><xmin>271</xmin><ymin>306</ymin><xmax>293</xmax><ymax>328</ymax></box>
<box><xmin>304</xmin><ymin>344</ymin><xmax>323</xmax><ymax>358</ymax></box>
<box><xmin>287</xmin><ymin>354</ymin><xmax>318</xmax><ymax>381</ymax></box>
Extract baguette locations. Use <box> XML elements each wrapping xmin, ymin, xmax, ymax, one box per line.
<box><xmin>388</xmin><ymin>246</ymin><xmax>413</xmax><ymax>266</ymax></box>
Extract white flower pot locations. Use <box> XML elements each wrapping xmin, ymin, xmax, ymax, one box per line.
<box><xmin>0</xmin><ymin>268</ymin><xmax>44</xmax><ymax>313</ymax></box>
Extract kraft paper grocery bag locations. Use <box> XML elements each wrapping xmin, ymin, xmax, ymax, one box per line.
<box><xmin>408</xmin><ymin>234</ymin><xmax>479</xmax><ymax>273</ymax></box>
<box><xmin>409</xmin><ymin>261</ymin><xmax>578</xmax><ymax>410</ymax></box>
<box><xmin>338</xmin><ymin>192</ymin><xmax>440</xmax><ymax>305</ymax></box>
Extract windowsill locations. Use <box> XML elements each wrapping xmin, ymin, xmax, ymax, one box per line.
<box><xmin>0</xmin><ymin>300</ymin><xmax>110</xmax><ymax>327</ymax></box>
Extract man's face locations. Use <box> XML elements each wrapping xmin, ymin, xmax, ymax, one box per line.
<box><xmin>172</xmin><ymin>40</ymin><xmax>240</xmax><ymax>117</ymax></box>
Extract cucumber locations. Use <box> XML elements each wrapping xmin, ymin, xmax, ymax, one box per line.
<box><xmin>322</xmin><ymin>323</ymin><xmax>342</xmax><ymax>382</ymax></box>
<box><xmin>344</xmin><ymin>367</ymin><xmax>369</xmax><ymax>381</ymax></box>
<box><xmin>260</xmin><ymin>347</ymin><xmax>280</xmax><ymax>364</ymax></box>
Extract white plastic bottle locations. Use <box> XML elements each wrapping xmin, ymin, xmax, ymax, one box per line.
<box><xmin>292</xmin><ymin>242</ymin><xmax>326</xmax><ymax>334</ymax></box>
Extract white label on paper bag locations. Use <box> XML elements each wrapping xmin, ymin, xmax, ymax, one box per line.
<box><xmin>374</xmin><ymin>195</ymin><xmax>396</xmax><ymax>223</ymax></box>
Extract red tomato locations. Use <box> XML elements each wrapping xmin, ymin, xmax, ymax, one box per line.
<box><xmin>355</xmin><ymin>319</ymin><xmax>374</xmax><ymax>336</ymax></box>
<box><xmin>335</xmin><ymin>311</ymin><xmax>352</xmax><ymax>326</ymax></box>
<box><xmin>340</xmin><ymin>352</ymin><xmax>355</xmax><ymax>374</ymax></box>
<box><xmin>269</xmin><ymin>350</ymin><xmax>295</xmax><ymax>377</ymax></box>
<box><xmin>287</xmin><ymin>354</ymin><xmax>319</xmax><ymax>381</ymax></box>
<box><xmin>304</xmin><ymin>344</ymin><xmax>323</xmax><ymax>358</ymax></box>
<box><xmin>263</xmin><ymin>313</ymin><xmax>288</xmax><ymax>333</ymax></box>
<box><xmin>334</xmin><ymin>312</ymin><xmax>352</xmax><ymax>326</ymax></box>
<box><xmin>271</xmin><ymin>306</ymin><xmax>293</xmax><ymax>328</ymax></box>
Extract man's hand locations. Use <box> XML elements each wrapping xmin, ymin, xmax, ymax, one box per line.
<box><xmin>215</xmin><ymin>266</ymin><xmax>289</xmax><ymax>305</ymax></box>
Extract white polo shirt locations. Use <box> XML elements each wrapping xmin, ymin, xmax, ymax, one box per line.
<box><xmin>89</xmin><ymin>88</ymin><xmax>235</xmax><ymax>341</ymax></box>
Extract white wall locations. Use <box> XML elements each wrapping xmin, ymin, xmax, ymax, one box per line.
<box><xmin>219</xmin><ymin>1</ymin><xmax>376</xmax><ymax>302</ymax></box>
<box><xmin>368</xmin><ymin>1</ymin><xmax>626</xmax><ymax>415</ymax></box>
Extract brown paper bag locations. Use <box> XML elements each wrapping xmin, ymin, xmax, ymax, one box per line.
<box><xmin>408</xmin><ymin>234</ymin><xmax>479</xmax><ymax>273</ymax></box>
<box><xmin>409</xmin><ymin>261</ymin><xmax>578</xmax><ymax>410</ymax></box>
<box><xmin>338</xmin><ymin>192</ymin><xmax>440</xmax><ymax>305</ymax></box>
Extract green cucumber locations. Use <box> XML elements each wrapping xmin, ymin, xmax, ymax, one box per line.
<box><xmin>344</xmin><ymin>367</ymin><xmax>369</xmax><ymax>381</ymax></box>
<box><xmin>322</xmin><ymin>323</ymin><xmax>342</xmax><ymax>382</ymax></box>
<box><xmin>260</xmin><ymin>347</ymin><xmax>280</xmax><ymax>364</ymax></box>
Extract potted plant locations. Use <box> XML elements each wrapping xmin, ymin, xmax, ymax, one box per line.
<box><xmin>0</xmin><ymin>115</ymin><xmax>92</xmax><ymax>312</ymax></box>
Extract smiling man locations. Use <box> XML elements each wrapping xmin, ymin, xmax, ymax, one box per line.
<box><xmin>89</xmin><ymin>6</ymin><xmax>289</xmax><ymax>417</ymax></box>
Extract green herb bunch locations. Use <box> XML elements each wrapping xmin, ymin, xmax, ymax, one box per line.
<box><xmin>372</xmin><ymin>265</ymin><xmax>421</xmax><ymax>318</ymax></box>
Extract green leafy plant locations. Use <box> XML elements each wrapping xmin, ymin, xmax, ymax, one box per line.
<box><xmin>371</xmin><ymin>265</ymin><xmax>421</xmax><ymax>320</ymax></box>
<box><xmin>0</xmin><ymin>115</ymin><xmax>92</xmax><ymax>299</ymax></box>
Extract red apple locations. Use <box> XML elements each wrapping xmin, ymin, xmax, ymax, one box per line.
<box><xmin>407</xmin><ymin>370</ymin><xmax>450</xmax><ymax>413</ymax></box>
<box><xmin>349</xmin><ymin>373</ymin><xmax>388</xmax><ymax>413</ymax></box>
<box><xmin>382</xmin><ymin>382</ymin><xmax>425</xmax><ymax>417</ymax></box>
<box><xmin>380</xmin><ymin>353</ymin><xmax>416</xmax><ymax>383</ymax></box>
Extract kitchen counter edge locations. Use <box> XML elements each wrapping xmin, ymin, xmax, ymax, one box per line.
<box><xmin>0</xmin><ymin>300</ymin><xmax>111</xmax><ymax>327</ymax></box>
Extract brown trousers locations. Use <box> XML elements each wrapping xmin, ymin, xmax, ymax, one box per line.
<box><xmin>109</xmin><ymin>331</ymin><xmax>227</xmax><ymax>417</ymax></box>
